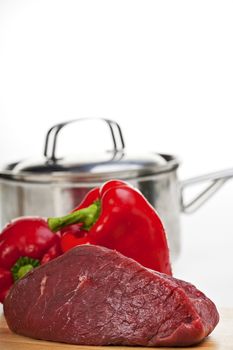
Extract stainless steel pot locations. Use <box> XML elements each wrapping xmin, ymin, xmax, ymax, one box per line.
<box><xmin>1</xmin><ymin>118</ymin><xmax>233</xmax><ymax>261</ymax></box>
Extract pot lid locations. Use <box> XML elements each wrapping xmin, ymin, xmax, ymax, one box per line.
<box><xmin>0</xmin><ymin>119</ymin><xmax>179</xmax><ymax>183</ymax></box>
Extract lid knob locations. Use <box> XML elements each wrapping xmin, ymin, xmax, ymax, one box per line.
<box><xmin>44</xmin><ymin>118</ymin><xmax>125</xmax><ymax>161</ymax></box>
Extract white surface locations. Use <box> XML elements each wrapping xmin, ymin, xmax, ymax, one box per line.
<box><xmin>173</xmin><ymin>181</ymin><xmax>233</xmax><ymax>308</ymax></box>
<box><xmin>0</xmin><ymin>1</ymin><xmax>233</xmax><ymax>309</ymax></box>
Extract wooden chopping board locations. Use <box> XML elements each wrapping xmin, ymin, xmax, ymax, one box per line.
<box><xmin>0</xmin><ymin>309</ymin><xmax>232</xmax><ymax>350</ymax></box>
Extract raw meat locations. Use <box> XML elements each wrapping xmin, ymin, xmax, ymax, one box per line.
<box><xmin>4</xmin><ymin>245</ymin><xmax>219</xmax><ymax>346</ymax></box>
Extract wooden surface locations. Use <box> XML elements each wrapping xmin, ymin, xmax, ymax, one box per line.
<box><xmin>0</xmin><ymin>309</ymin><xmax>232</xmax><ymax>350</ymax></box>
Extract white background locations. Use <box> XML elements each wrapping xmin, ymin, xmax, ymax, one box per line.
<box><xmin>0</xmin><ymin>0</ymin><xmax>233</xmax><ymax>310</ymax></box>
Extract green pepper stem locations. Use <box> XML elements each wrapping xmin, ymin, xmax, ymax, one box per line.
<box><xmin>48</xmin><ymin>200</ymin><xmax>101</xmax><ymax>232</ymax></box>
<box><xmin>11</xmin><ymin>257</ymin><xmax>40</xmax><ymax>281</ymax></box>
<box><xmin>17</xmin><ymin>265</ymin><xmax>34</xmax><ymax>279</ymax></box>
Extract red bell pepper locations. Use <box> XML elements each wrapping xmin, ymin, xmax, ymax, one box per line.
<box><xmin>0</xmin><ymin>217</ymin><xmax>61</xmax><ymax>303</ymax></box>
<box><xmin>48</xmin><ymin>180</ymin><xmax>172</xmax><ymax>275</ymax></box>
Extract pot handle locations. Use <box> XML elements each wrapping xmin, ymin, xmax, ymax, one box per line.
<box><xmin>44</xmin><ymin>118</ymin><xmax>125</xmax><ymax>160</ymax></box>
<box><xmin>180</xmin><ymin>168</ymin><xmax>233</xmax><ymax>214</ymax></box>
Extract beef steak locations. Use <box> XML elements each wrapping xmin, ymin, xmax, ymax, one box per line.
<box><xmin>4</xmin><ymin>245</ymin><xmax>219</xmax><ymax>346</ymax></box>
